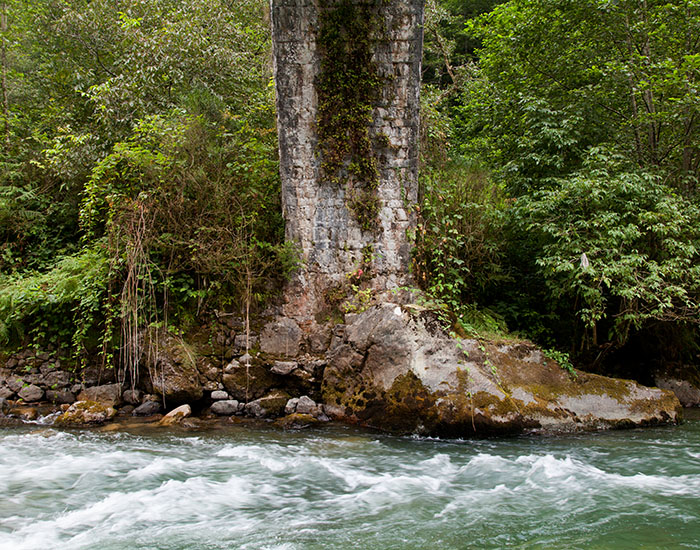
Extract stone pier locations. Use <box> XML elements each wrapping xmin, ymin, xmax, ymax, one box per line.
<box><xmin>271</xmin><ymin>0</ymin><xmax>424</xmax><ymax>326</ymax></box>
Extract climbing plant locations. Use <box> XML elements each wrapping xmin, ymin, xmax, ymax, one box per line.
<box><xmin>316</xmin><ymin>0</ymin><xmax>389</xmax><ymax>231</ymax></box>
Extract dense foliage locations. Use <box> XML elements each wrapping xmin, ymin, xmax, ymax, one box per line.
<box><xmin>0</xmin><ymin>0</ymin><xmax>697</xmax><ymax>381</ymax></box>
<box><xmin>418</xmin><ymin>0</ymin><xmax>700</xmax><ymax>373</ymax></box>
<box><xmin>0</xmin><ymin>0</ymin><xmax>289</xmax><ymax>370</ymax></box>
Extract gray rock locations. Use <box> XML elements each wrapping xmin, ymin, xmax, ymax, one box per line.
<box><xmin>285</xmin><ymin>397</ymin><xmax>299</xmax><ymax>415</ymax></box>
<box><xmin>44</xmin><ymin>370</ymin><xmax>71</xmax><ymax>388</ymax></box>
<box><xmin>18</xmin><ymin>384</ymin><xmax>44</xmax><ymax>403</ymax></box>
<box><xmin>322</xmin><ymin>303</ymin><xmax>681</xmax><ymax>436</ymax></box>
<box><xmin>260</xmin><ymin>318</ymin><xmax>302</xmax><ymax>357</ymax></box>
<box><xmin>78</xmin><ymin>384</ymin><xmax>122</xmax><ymax>407</ymax></box>
<box><xmin>0</xmin><ymin>386</ymin><xmax>14</xmax><ymax>399</ymax></box>
<box><xmin>7</xmin><ymin>376</ymin><xmax>24</xmax><ymax>394</ymax></box>
<box><xmin>122</xmin><ymin>389</ymin><xmax>142</xmax><ymax>406</ymax></box>
<box><xmin>70</xmin><ymin>384</ymin><xmax>83</xmax><ymax>395</ymax></box>
<box><xmin>45</xmin><ymin>390</ymin><xmax>76</xmax><ymax>405</ymax></box>
<box><xmin>211</xmin><ymin>400</ymin><xmax>240</xmax><ymax>416</ymax></box>
<box><xmin>271</xmin><ymin>361</ymin><xmax>297</xmax><ymax>376</ymax></box>
<box><xmin>0</xmin><ymin>397</ymin><xmax>9</xmax><ymax>415</ymax></box>
<box><xmin>133</xmin><ymin>401</ymin><xmax>163</xmax><ymax>416</ymax></box>
<box><xmin>211</xmin><ymin>390</ymin><xmax>229</xmax><ymax>401</ymax></box>
<box><xmin>295</xmin><ymin>395</ymin><xmax>317</xmax><ymax>415</ymax></box>
<box><xmin>654</xmin><ymin>375</ymin><xmax>700</xmax><ymax>407</ymax></box>
<box><xmin>239</xmin><ymin>353</ymin><xmax>253</xmax><ymax>365</ymax></box>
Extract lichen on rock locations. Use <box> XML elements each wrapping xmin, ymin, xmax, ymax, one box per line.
<box><xmin>321</xmin><ymin>303</ymin><xmax>682</xmax><ymax>436</ymax></box>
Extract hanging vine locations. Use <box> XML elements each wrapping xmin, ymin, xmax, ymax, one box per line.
<box><xmin>316</xmin><ymin>0</ymin><xmax>390</xmax><ymax>231</ymax></box>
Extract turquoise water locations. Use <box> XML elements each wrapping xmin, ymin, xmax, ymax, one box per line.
<box><xmin>1</xmin><ymin>416</ymin><xmax>700</xmax><ymax>549</ymax></box>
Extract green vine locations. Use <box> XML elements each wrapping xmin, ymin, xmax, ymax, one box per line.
<box><xmin>317</xmin><ymin>0</ymin><xmax>389</xmax><ymax>231</ymax></box>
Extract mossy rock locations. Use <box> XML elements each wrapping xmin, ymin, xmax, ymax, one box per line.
<box><xmin>54</xmin><ymin>400</ymin><xmax>117</xmax><ymax>426</ymax></box>
<box><xmin>322</xmin><ymin>303</ymin><xmax>682</xmax><ymax>436</ymax></box>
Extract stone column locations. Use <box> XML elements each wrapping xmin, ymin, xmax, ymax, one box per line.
<box><xmin>271</xmin><ymin>0</ymin><xmax>423</xmax><ymax>328</ymax></box>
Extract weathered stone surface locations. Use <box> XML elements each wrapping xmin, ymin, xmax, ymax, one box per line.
<box><xmin>271</xmin><ymin>361</ymin><xmax>298</xmax><ymax>376</ymax></box>
<box><xmin>295</xmin><ymin>395</ymin><xmax>317</xmax><ymax>415</ymax></box>
<box><xmin>211</xmin><ymin>400</ymin><xmax>239</xmax><ymax>416</ymax></box>
<box><xmin>260</xmin><ymin>318</ymin><xmax>302</xmax><ymax>357</ymax></box>
<box><xmin>322</xmin><ymin>303</ymin><xmax>682</xmax><ymax>436</ymax></box>
<box><xmin>211</xmin><ymin>390</ymin><xmax>230</xmax><ymax>401</ymax></box>
<box><xmin>654</xmin><ymin>375</ymin><xmax>700</xmax><ymax>407</ymax></box>
<box><xmin>44</xmin><ymin>370</ymin><xmax>71</xmax><ymax>388</ymax></box>
<box><xmin>0</xmin><ymin>386</ymin><xmax>13</xmax><ymax>399</ymax></box>
<box><xmin>78</xmin><ymin>384</ymin><xmax>122</xmax><ymax>407</ymax></box>
<box><xmin>222</xmin><ymin>362</ymin><xmax>277</xmax><ymax>402</ymax></box>
<box><xmin>285</xmin><ymin>397</ymin><xmax>299</xmax><ymax>415</ymax></box>
<box><xmin>45</xmin><ymin>390</ymin><xmax>76</xmax><ymax>405</ymax></box>
<box><xmin>142</xmin><ymin>329</ymin><xmax>203</xmax><ymax>406</ymax></box>
<box><xmin>159</xmin><ymin>404</ymin><xmax>192</xmax><ymax>426</ymax></box>
<box><xmin>18</xmin><ymin>384</ymin><xmax>44</xmax><ymax>403</ymax></box>
<box><xmin>271</xmin><ymin>0</ymin><xmax>424</xmax><ymax>321</ymax></box>
<box><xmin>244</xmin><ymin>390</ymin><xmax>291</xmax><ymax>418</ymax></box>
<box><xmin>133</xmin><ymin>401</ymin><xmax>162</xmax><ymax>416</ymax></box>
<box><xmin>122</xmin><ymin>389</ymin><xmax>142</xmax><ymax>406</ymax></box>
<box><xmin>0</xmin><ymin>397</ymin><xmax>9</xmax><ymax>415</ymax></box>
<box><xmin>55</xmin><ymin>401</ymin><xmax>117</xmax><ymax>426</ymax></box>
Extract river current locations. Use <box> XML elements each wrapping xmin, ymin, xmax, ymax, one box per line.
<box><xmin>1</xmin><ymin>415</ymin><xmax>700</xmax><ymax>550</ymax></box>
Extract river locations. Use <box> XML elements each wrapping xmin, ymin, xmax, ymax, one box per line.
<box><xmin>1</xmin><ymin>413</ymin><xmax>700</xmax><ymax>549</ymax></box>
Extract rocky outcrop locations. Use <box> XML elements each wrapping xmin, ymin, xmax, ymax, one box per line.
<box><xmin>322</xmin><ymin>303</ymin><xmax>682</xmax><ymax>436</ymax></box>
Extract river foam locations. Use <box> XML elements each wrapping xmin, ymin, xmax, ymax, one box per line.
<box><xmin>1</xmin><ymin>422</ymin><xmax>700</xmax><ymax>549</ymax></box>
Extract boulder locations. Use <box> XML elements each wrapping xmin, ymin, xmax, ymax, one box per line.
<box><xmin>260</xmin><ymin>318</ymin><xmax>302</xmax><ymax>357</ymax></box>
<box><xmin>44</xmin><ymin>370</ymin><xmax>71</xmax><ymax>388</ymax></box>
<box><xmin>654</xmin><ymin>375</ymin><xmax>700</xmax><ymax>407</ymax></box>
<box><xmin>244</xmin><ymin>390</ymin><xmax>290</xmax><ymax>418</ymax></box>
<box><xmin>0</xmin><ymin>396</ymin><xmax>9</xmax><ymax>415</ymax></box>
<box><xmin>0</xmin><ymin>386</ymin><xmax>13</xmax><ymax>399</ymax></box>
<box><xmin>142</xmin><ymin>329</ymin><xmax>203</xmax><ymax>406</ymax></box>
<box><xmin>222</xmin><ymin>361</ymin><xmax>277</xmax><ymax>402</ymax></box>
<box><xmin>133</xmin><ymin>400</ymin><xmax>163</xmax><ymax>416</ymax></box>
<box><xmin>45</xmin><ymin>390</ymin><xmax>76</xmax><ymax>405</ymax></box>
<box><xmin>295</xmin><ymin>395</ymin><xmax>317</xmax><ymax>415</ymax></box>
<box><xmin>18</xmin><ymin>384</ymin><xmax>44</xmax><ymax>403</ymax></box>
<box><xmin>122</xmin><ymin>389</ymin><xmax>142</xmax><ymax>406</ymax></box>
<box><xmin>321</xmin><ymin>303</ymin><xmax>682</xmax><ymax>436</ymax></box>
<box><xmin>285</xmin><ymin>397</ymin><xmax>299</xmax><ymax>415</ymax></box>
<box><xmin>159</xmin><ymin>404</ymin><xmax>192</xmax><ymax>426</ymax></box>
<box><xmin>271</xmin><ymin>361</ymin><xmax>298</xmax><ymax>376</ymax></box>
<box><xmin>78</xmin><ymin>384</ymin><xmax>122</xmax><ymax>407</ymax></box>
<box><xmin>54</xmin><ymin>401</ymin><xmax>117</xmax><ymax>426</ymax></box>
<box><xmin>211</xmin><ymin>400</ymin><xmax>240</xmax><ymax>416</ymax></box>
<box><xmin>211</xmin><ymin>390</ymin><xmax>229</xmax><ymax>401</ymax></box>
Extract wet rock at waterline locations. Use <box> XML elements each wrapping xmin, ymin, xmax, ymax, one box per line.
<box><xmin>132</xmin><ymin>400</ymin><xmax>163</xmax><ymax>416</ymax></box>
<box><xmin>159</xmin><ymin>404</ymin><xmax>192</xmax><ymax>426</ymax></box>
<box><xmin>211</xmin><ymin>400</ymin><xmax>240</xmax><ymax>416</ymax></box>
<box><xmin>322</xmin><ymin>303</ymin><xmax>682</xmax><ymax>436</ymax></box>
<box><xmin>244</xmin><ymin>391</ymin><xmax>290</xmax><ymax>418</ymax></box>
<box><xmin>54</xmin><ymin>400</ymin><xmax>117</xmax><ymax>426</ymax></box>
